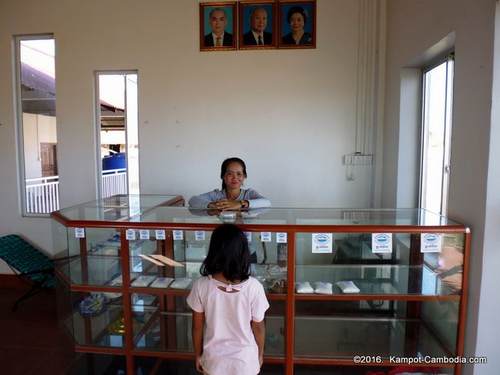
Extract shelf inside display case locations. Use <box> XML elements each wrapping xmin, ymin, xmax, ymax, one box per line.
<box><xmin>68</xmin><ymin>297</ymin><xmax>125</xmax><ymax>348</ymax></box>
<box><xmin>294</xmin><ymin>316</ymin><xmax>453</xmax><ymax>360</ymax></box>
<box><xmin>59</xmin><ymin>255</ymin><xmax>288</xmax><ymax>298</ymax></box>
<box><xmin>295</xmin><ymin>264</ymin><xmax>462</xmax><ymax>298</ymax></box>
<box><xmin>132</xmin><ymin>309</ymin><xmax>285</xmax><ymax>358</ymax></box>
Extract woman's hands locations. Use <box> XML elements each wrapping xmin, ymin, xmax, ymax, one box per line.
<box><xmin>208</xmin><ymin>199</ymin><xmax>245</xmax><ymax>211</ymax></box>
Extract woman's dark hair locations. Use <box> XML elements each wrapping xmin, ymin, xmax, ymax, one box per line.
<box><xmin>287</xmin><ymin>6</ymin><xmax>307</xmax><ymax>24</ymax></box>
<box><xmin>220</xmin><ymin>157</ymin><xmax>247</xmax><ymax>191</ymax></box>
<box><xmin>200</xmin><ymin>224</ymin><xmax>250</xmax><ymax>283</ymax></box>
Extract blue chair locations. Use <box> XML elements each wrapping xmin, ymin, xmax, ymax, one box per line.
<box><xmin>0</xmin><ymin>234</ymin><xmax>55</xmax><ymax>310</ymax></box>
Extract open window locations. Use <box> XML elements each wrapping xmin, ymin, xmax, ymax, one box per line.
<box><xmin>95</xmin><ymin>72</ymin><xmax>139</xmax><ymax>199</ymax></box>
<box><xmin>14</xmin><ymin>35</ymin><xmax>58</xmax><ymax>215</ymax></box>
<box><xmin>419</xmin><ymin>55</ymin><xmax>454</xmax><ymax>216</ymax></box>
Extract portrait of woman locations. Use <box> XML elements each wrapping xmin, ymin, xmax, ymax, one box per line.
<box><xmin>279</xmin><ymin>1</ymin><xmax>316</xmax><ymax>48</ymax></box>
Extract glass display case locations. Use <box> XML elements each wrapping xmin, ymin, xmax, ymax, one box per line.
<box><xmin>52</xmin><ymin>196</ymin><xmax>470</xmax><ymax>375</ymax></box>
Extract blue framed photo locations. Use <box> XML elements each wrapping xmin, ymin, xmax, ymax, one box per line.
<box><xmin>200</xmin><ymin>2</ymin><xmax>237</xmax><ymax>51</ymax></box>
<box><xmin>239</xmin><ymin>1</ymin><xmax>277</xmax><ymax>49</ymax></box>
<box><xmin>279</xmin><ymin>0</ymin><xmax>316</xmax><ymax>49</ymax></box>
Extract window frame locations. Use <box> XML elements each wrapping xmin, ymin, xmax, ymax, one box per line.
<box><xmin>14</xmin><ymin>34</ymin><xmax>57</xmax><ymax>217</ymax></box>
<box><xmin>94</xmin><ymin>70</ymin><xmax>139</xmax><ymax>200</ymax></box>
<box><xmin>419</xmin><ymin>53</ymin><xmax>455</xmax><ymax>216</ymax></box>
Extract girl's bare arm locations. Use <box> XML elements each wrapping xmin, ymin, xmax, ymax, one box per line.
<box><xmin>192</xmin><ymin>311</ymin><xmax>205</xmax><ymax>373</ymax></box>
<box><xmin>251</xmin><ymin>319</ymin><xmax>266</xmax><ymax>367</ymax></box>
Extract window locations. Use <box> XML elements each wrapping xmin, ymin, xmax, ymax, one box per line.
<box><xmin>420</xmin><ymin>55</ymin><xmax>454</xmax><ymax>216</ymax></box>
<box><xmin>14</xmin><ymin>35</ymin><xmax>59</xmax><ymax>215</ymax></box>
<box><xmin>95</xmin><ymin>72</ymin><xmax>139</xmax><ymax>199</ymax></box>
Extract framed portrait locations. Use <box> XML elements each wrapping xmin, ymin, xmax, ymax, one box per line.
<box><xmin>239</xmin><ymin>1</ymin><xmax>277</xmax><ymax>49</ymax></box>
<box><xmin>200</xmin><ymin>2</ymin><xmax>237</xmax><ymax>51</ymax></box>
<box><xmin>278</xmin><ymin>0</ymin><xmax>316</xmax><ymax>49</ymax></box>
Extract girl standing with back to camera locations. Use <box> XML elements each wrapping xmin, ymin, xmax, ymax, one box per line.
<box><xmin>187</xmin><ymin>224</ymin><xmax>269</xmax><ymax>375</ymax></box>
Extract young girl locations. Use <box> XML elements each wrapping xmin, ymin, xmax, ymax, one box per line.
<box><xmin>187</xmin><ymin>224</ymin><xmax>269</xmax><ymax>375</ymax></box>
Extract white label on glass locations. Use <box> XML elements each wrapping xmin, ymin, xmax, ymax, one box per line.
<box><xmin>173</xmin><ymin>230</ymin><xmax>184</xmax><ymax>241</ymax></box>
<box><xmin>260</xmin><ymin>232</ymin><xmax>272</xmax><ymax>242</ymax></box>
<box><xmin>74</xmin><ymin>228</ymin><xmax>85</xmax><ymax>238</ymax></box>
<box><xmin>139</xmin><ymin>229</ymin><xmax>150</xmax><ymax>240</ymax></box>
<box><xmin>312</xmin><ymin>233</ymin><xmax>333</xmax><ymax>254</ymax></box>
<box><xmin>245</xmin><ymin>232</ymin><xmax>252</xmax><ymax>243</ymax></box>
<box><xmin>155</xmin><ymin>230</ymin><xmax>166</xmax><ymax>240</ymax></box>
<box><xmin>371</xmin><ymin>233</ymin><xmax>392</xmax><ymax>253</ymax></box>
<box><xmin>126</xmin><ymin>229</ymin><xmax>136</xmax><ymax>241</ymax></box>
<box><xmin>421</xmin><ymin>233</ymin><xmax>442</xmax><ymax>253</ymax></box>
<box><xmin>195</xmin><ymin>231</ymin><xmax>205</xmax><ymax>241</ymax></box>
<box><xmin>276</xmin><ymin>232</ymin><xmax>287</xmax><ymax>243</ymax></box>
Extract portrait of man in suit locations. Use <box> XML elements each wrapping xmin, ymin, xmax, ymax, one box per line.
<box><xmin>242</xmin><ymin>6</ymin><xmax>273</xmax><ymax>46</ymax></box>
<box><xmin>203</xmin><ymin>7</ymin><xmax>233</xmax><ymax>48</ymax></box>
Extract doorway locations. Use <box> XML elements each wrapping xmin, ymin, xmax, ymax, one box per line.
<box><xmin>95</xmin><ymin>72</ymin><xmax>139</xmax><ymax>199</ymax></box>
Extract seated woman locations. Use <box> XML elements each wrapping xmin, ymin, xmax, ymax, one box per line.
<box><xmin>188</xmin><ymin>157</ymin><xmax>271</xmax><ymax>210</ymax></box>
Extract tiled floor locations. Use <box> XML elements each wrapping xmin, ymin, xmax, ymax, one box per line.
<box><xmin>0</xmin><ymin>285</ymin><xmax>75</xmax><ymax>375</ymax></box>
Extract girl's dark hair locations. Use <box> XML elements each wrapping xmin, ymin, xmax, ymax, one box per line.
<box><xmin>220</xmin><ymin>157</ymin><xmax>247</xmax><ymax>191</ymax></box>
<box><xmin>287</xmin><ymin>6</ymin><xmax>307</xmax><ymax>24</ymax></box>
<box><xmin>200</xmin><ymin>224</ymin><xmax>250</xmax><ymax>283</ymax></box>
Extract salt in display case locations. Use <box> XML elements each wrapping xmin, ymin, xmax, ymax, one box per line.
<box><xmin>52</xmin><ymin>196</ymin><xmax>470</xmax><ymax>375</ymax></box>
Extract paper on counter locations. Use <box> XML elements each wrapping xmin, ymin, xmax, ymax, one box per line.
<box><xmin>139</xmin><ymin>254</ymin><xmax>164</xmax><ymax>266</ymax></box>
<box><xmin>149</xmin><ymin>254</ymin><xmax>184</xmax><ymax>267</ymax></box>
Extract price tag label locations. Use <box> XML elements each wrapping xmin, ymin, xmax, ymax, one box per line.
<box><xmin>173</xmin><ymin>230</ymin><xmax>184</xmax><ymax>241</ymax></box>
<box><xmin>126</xmin><ymin>229</ymin><xmax>136</xmax><ymax>241</ymax></box>
<box><xmin>312</xmin><ymin>233</ymin><xmax>333</xmax><ymax>253</ymax></box>
<box><xmin>372</xmin><ymin>233</ymin><xmax>393</xmax><ymax>253</ymax></box>
<box><xmin>155</xmin><ymin>230</ymin><xmax>166</xmax><ymax>240</ymax></box>
<box><xmin>276</xmin><ymin>232</ymin><xmax>287</xmax><ymax>243</ymax></box>
<box><xmin>421</xmin><ymin>233</ymin><xmax>442</xmax><ymax>253</ymax></box>
<box><xmin>139</xmin><ymin>230</ymin><xmax>150</xmax><ymax>240</ymax></box>
<box><xmin>245</xmin><ymin>232</ymin><xmax>252</xmax><ymax>243</ymax></box>
<box><xmin>74</xmin><ymin>228</ymin><xmax>85</xmax><ymax>239</ymax></box>
<box><xmin>195</xmin><ymin>231</ymin><xmax>205</xmax><ymax>241</ymax></box>
<box><xmin>260</xmin><ymin>232</ymin><xmax>272</xmax><ymax>242</ymax></box>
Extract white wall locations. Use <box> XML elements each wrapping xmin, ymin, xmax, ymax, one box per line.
<box><xmin>101</xmin><ymin>131</ymin><xmax>125</xmax><ymax>146</ymax></box>
<box><xmin>22</xmin><ymin>113</ymin><xmax>42</xmax><ymax>180</ymax></box>
<box><xmin>22</xmin><ymin>113</ymin><xmax>57</xmax><ymax>179</ymax></box>
<box><xmin>384</xmin><ymin>0</ymin><xmax>497</xmax><ymax>373</ymax></box>
<box><xmin>0</xmin><ymin>0</ymin><xmax>378</xmax><ymax>263</ymax></box>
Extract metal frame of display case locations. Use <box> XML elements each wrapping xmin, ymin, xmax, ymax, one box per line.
<box><xmin>52</xmin><ymin>201</ymin><xmax>470</xmax><ymax>375</ymax></box>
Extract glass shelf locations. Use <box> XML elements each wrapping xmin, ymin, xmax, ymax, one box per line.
<box><xmin>133</xmin><ymin>311</ymin><xmax>285</xmax><ymax>356</ymax></box>
<box><xmin>56</xmin><ymin>202</ymin><xmax>462</xmax><ymax>227</ymax></box>
<box><xmin>295</xmin><ymin>264</ymin><xmax>462</xmax><ymax>296</ymax></box>
<box><xmin>141</xmin><ymin>207</ymin><xmax>462</xmax><ymax>226</ymax></box>
<box><xmin>69</xmin><ymin>294</ymin><xmax>124</xmax><ymax>348</ymax></box>
<box><xmin>294</xmin><ymin>316</ymin><xmax>453</xmax><ymax>359</ymax></box>
<box><xmin>132</xmin><ymin>294</ymin><xmax>285</xmax><ymax>357</ymax></box>
<box><xmin>56</xmin><ymin>195</ymin><xmax>181</xmax><ymax>222</ymax></box>
<box><xmin>59</xmin><ymin>256</ymin><xmax>122</xmax><ymax>286</ymax></box>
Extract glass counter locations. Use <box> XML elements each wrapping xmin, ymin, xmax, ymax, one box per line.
<box><xmin>52</xmin><ymin>195</ymin><xmax>469</xmax><ymax>375</ymax></box>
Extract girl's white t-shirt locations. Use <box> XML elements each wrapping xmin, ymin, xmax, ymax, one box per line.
<box><xmin>187</xmin><ymin>275</ymin><xmax>270</xmax><ymax>375</ymax></box>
